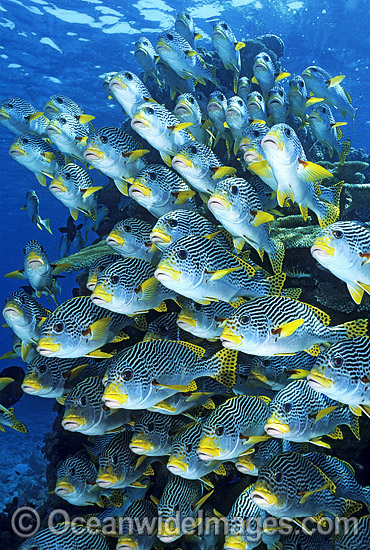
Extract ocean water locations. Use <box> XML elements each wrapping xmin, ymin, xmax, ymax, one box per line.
<box><xmin>0</xmin><ymin>0</ymin><xmax>370</xmax><ymax>548</ymax></box>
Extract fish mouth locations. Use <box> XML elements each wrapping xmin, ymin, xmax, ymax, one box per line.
<box><xmin>102</xmin><ymin>386</ymin><xmax>128</xmax><ymax>407</ymax></box>
<box><xmin>106</xmin><ymin>232</ymin><xmax>124</xmax><ymax>247</ymax></box>
<box><xmin>251</xmin><ymin>489</ymin><xmax>275</xmax><ymax>507</ymax></box>
<box><xmin>302</xmin><ymin>68</ymin><xmax>312</xmax><ymax>78</ymax></box>
<box><xmin>155</xmin><ymin>267</ymin><xmax>181</xmax><ymax>282</ymax></box>
<box><xmin>49</xmin><ymin>177</ymin><xmax>67</xmax><ymax>193</ymax></box>
<box><xmin>131</xmin><ymin>116</ymin><xmax>150</xmax><ymax>130</ymax></box>
<box><xmin>174</xmin><ymin>103</ymin><xmax>192</xmax><ymax>116</ymax></box>
<box><xmin>226</xmin><ymin>107</ymin><xmax>240</xmax><ymax>118</ymax></box>
<box><xmin>268</xmin><ymin>98</ymin><xmax>283</xmax><ymax>107</ymax></box>
<box><xmin>0</xmin><ymin>109</ymin><xmax>10</xmax><ymax>120</ymax></box>
<box><xmin>22</xmin><ymin>379</ymin><xmax>43</xmax><ymax>394</ymax></box>
<box><xmin>208</xmin><ymin>195</ymin><xmax>230</xmax><ymax>211</ymax></box>
<box><xmin>244</xmin><ymin>150</ymin><xmax>260</xmax><ymax>164</ymax></box>
<box><xmin>116</xmin><ymin>537</ymin><xmax>138</xmax><ymax>550</ymax></box>
<box><xmin>220</xmin><ymin>331</ymin><xmax>243</xmax><ymax>348</ymax></box>
<box><xmin>156</xmin><ymin>40</ymin><xmax>171</xmax><ymax>54</ymax></box>
<box><xmin>129</xmin><ymin>439</ymin><xmax>152</xmax><ymax>453</ymax></box>
<box><xmin>261</xmin><ymin>134</ymin><xmax>282</xmax><ymax>150</ymax></box>
<box><xmin>177</xmin><ymin>315</ymin><xmax>197</xmax><ymax>328</ymax></box>
<box><xmin>44</xmin><ymin>101</ymin><xmax>58</xmax><ymax>114</ymax></box>
<box><xmin>109</xmin><ymin>79</ymin><xmax>126</xmax><ymax>91</ymax></box>
<box><xmin>46</xmin><ymin>123</ymin><xmax>62</xmax><ymax>135</ymax></box>
<box><xmin>55</xmin><ymin>482</ymin><xmax>73</xmax><ymax>496</ymax></box>
<box><xmin>37</xmin><ymin>338</ymin><xmax>62</xmax><ymax>356</ymax></box>
<box><xmin>235</xmin><ymin>459</ymin><xmax>255</xmax><ymax>474</ymax></box>
<box><xmin>90</xmin><ymin>294</ymin><xmax>110</xmax><ymax>305</ymax></box>
<box><xmin>224</xmin><ymin>537</ymin><xmax>247</xmax><ymax>550</ymax></box>
<box><xmin>91</xmin><ymin>286</ymin><xmax>113</xmax><ymax>304</ymax></box>
<box><xmin>84</xmin><ymin>149</ymin><xmax>104</xmax><ymax>161</ymax></box>
<box><xmin>62</xmin><ymin>419</ymin><xmax>83</xmax><ymax>431</ymax></box>
<box><xmin>264</xmin><ymin>420</ymin><xmax>289</xmax><ymax>436</ymax></box>
<box><xmin>96</xmin><ymin>476</ymin><xmax>116</xmax><ymax>488</ymax></box>
<box><xmin>129</xmin><ymin>184</ymin><xmax>151</xmax><ymax>199</ymax></box>
<box><xmin>212</xmin><ymin>29</ymin><xmax>226</xmax><ymax>40</ymax></box>
<box><xmin>150</xmin><ymin>230</ymin><xmax>171</xmax><ymax>246</ymax></box>
<box><xmin>310</xmin><ymin>237</ymin><xmax>335</xmax><ymax>257</ymax></box>
<box><xmin>197</xmin><ymin>448</ymin><xmax>219</xmax><ymax>460</ymax></box>
<box><xmin>307</xmin><ymin>370</ymin><xmax>332</xmax><ymax>389</ymax></box>
<box><xmin>247</xmin><ymin>100</ymin><xmax>260</xmax><ymax>109</ymax></box>
<box><xmin>2</xmin><ymin>306</ymin><xmax>22</xmax><ymax>318</ymax></box>
<box><xmin>167</xmin><ymin>459</ymin><xmax>187</xmax><ymax>473</ymax></box>
<box><xmin>9</xmin><ymin>145</ymin><xmax>25</xmax><ymax>157</ymax></box>
<box><xmin>86</xmin><ymin>277</ymin><xmax>97</xmax><ymax>291</ymax></box>
<box><xmin>308</xmin><ymin>113</ymin><xmax>322</xmax><ymax>123</ymax></box>
<box><xmin>254</xmin><ymin>61</ymin><xmax>267</xmax><ymax>71</ymax></box>
<box><xmin>207</xmin><ymin>101</ymin><xmax>222</xmax><ymax>112</ymax></box>
<box><xmin>172</xmin><ymin>155</ymin><xmax>192</xmax><ymax>170</ymax></box>
<box><xmin>26</xmin><ymin>258</ymin><xmax>44</xmax><ymax>269</ymax></box>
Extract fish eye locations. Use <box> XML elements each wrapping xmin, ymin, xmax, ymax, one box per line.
<box><xmin>190</xmin><ymin>145</ymin><xmax>197</xmax><ymax>154</ymax></box>
<box><xmin>194</xmin><ymin>303</ymin><xmax>202</xmax><ymax>311</ymax></box>
<box><xmin>332</xmin><ymin>230</ymin><xmax>343</xmax><ymax>239</ymax></box>
<box><xmin>19</xmin><ymin>295</ymin><xmax>26</xmax><ymax>304</ymax></box>
<box><xmin>53</xmin><ymin>321</ymin><xmax>64</xmax><ymax>333</ymax></box>
<box><xmin>185</xmin><ymin>13</ymin><xmax>190</xmax><ymax>19</ymax></box>
<box><xmin>56</xmin><ymin>97</ymin><xmax>63</xmax><ymax>104</ymax></box>
<box><xmin>100</xmin><ymin>135</ymin><xmax>108</xmax><ymax>144</ymax></box>
<box><xmin>185</xmin><ymin>443</ymin><xmax>192</xmax><ymax>452</ymax></box>
<box><xmin>38</xmin><ymin>363</ymin><xmax>47</xmax><ymax>374</ymax></box>
<box><xmin>221</xmin><ymin>23</ymin><xmax>228</xmax><ymax>30</ymax></box>
<box><xmin>240</xmin><ymin>314</ymin><xmax>251</xmax><ymax>325</ymax></box>
<box><xmin>148</xmin><ymin>171</ymin><xmax>157</xmax><ymax>180</ymax></box>
<box><xmin>112</xmin><ymin>455</ymin><xmax>119</xmax><ymax>465</ymax></box>
<box><xmin>231</xmin><ymin>184</ymin><xmax>239</xmax><ymax>195</ymax></box>
<box><xmin>110</xmin><ymin>274</ymin><xmax>120</xmax><ymax>284</ymax></box>
<box><xmin>262</xmin><ymin>359</ymin><xmax>270</xmax><ymax>367</ymax></box>
<box><xmin>122</xmin><ymin>369</ymin><xmax>133</xmax><ymax>381</ymax></box>
<box><xmin>167</xmin><ymin>33</ymin><xmax>173</xmax><ymax>41</ymax></box>
<box><xmin>322</xmin><ymin>107</ymin><xmax>326</xmax><ymax>113</ymax></box>
<box><xmin>284</xmin><ymin>127</ymin><xmax>291</xmax><ymax>138</ymax></box>
<box><xmin>21</xmin><ymin>137</ymin><xmax>29</xmax><ymax>144</ymax></box>
<box><xmin>283</xmin><ymin>402</ymin><xmax>292</xmax><ymax>413</ymax></box>
<box><xmin>299</xmin><ymin>81</ymin><xmax>304</xmax><ymax>87</ymax></box>
<box><xmin>123</xmin><ymin>225</ymin><xmax>132</xmax><ymax>233</ymax></box>
<box><xmin>60</xmin><ymin>117</ymin><xmax>67</xmax><ymax>125</ymax></box>
<box><xmin>237</xmin><ymin>100</ymin><xmax>243</xmax><ymax>106</ymax></box>
<box><xmin>69</xmin><ymin>467</ymin><xmax>76</xmax><ymax>476</ymax></box>
<box><xmin>177</xmin><ymin>249</ymin><xmax>188</xmax><ymax>260</ymax></box>
<box><xmin>256</xmin><ymin>93</ymin><xmax>262</xmax><ymax>100</ymax></box>
<box><xmin>274</xmin><ymin>471</ymin><xmax>282</xmax><ymax>481</ymax></box>
<box><xmin>252</xmin><ymin>130</ymin><xmax>260</xmax><ymax>137</ymax></box>
<box><xmin>145</xmin><ymin>107</ymin><xmax>154</xmax><ymax>115</ymax></box>
<box><xmin>215</xmin><ymin>426</ymin><xmax>224</xmax><ymax>436</ymax></box>
<box><xmin>311</xmin><ymin>67</ymin><xmax>317</xmax><ymax>72</ymax></box>
<box><xmin>278</xmin><ymin>90</ymin><xmax>283</xmax><ymax>96</ymax></box>
<box><xmin>78</xmin><ymin>395</ymin><xmax>87</xmax><ymax>406</ymax></box>
<box><xmin>263</xmin><ymin>54</ymin><xmax>269</xmax><ymax>61</ymax></box>
<box><xmin>330</xmin><ymin>356</ymin><xmax>343</xmax><ymax>368</ymax></box>
<box><xmin>168</xmin><ymin>219</ymin><xmax>178</xmax><ymax>228</ymax></box>
<box><xmin>125</xmin><ymin>72</ymin><xmax>133</xmax><ymax>80</ymax></box>
<box><xmin>147</xmin><ymin>422</ymin><xmax>155</xmax><ymax>432</ymax></box>
<box><xmin>7</xmin><ymin>103</ymin><xmax>14</xmax><ymax>109</ymax></box>
<box><xmin>65</xmin><ymin>172</ymin><xmax>71</xmax><ymax>180</ymax></box>
<box><xmin>188</xmin><ymin>96</ymin><xmax>195</xmax><ymax>104</ymax></box>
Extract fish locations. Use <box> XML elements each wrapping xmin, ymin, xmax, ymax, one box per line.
<box><xmin>207</xmin><ymin>91</ymin><xmax>233</xmax><ymax>155</ymax></box>
<box><xmin>0</xmin><ymin>96</ymin><xmax>49</xmax><ymax>136</ymax></box>
<box><xmin>0</xmin><ymin>366</ymin><xmax>25</xmax><ymax>408</ymax></box>
<box><xmin>287</xmin><ymin>74</ymin><xmax>323</xmax><ymax>124</ymax></box>
<box><xmin>150</xmin><ymin>210</ymin><xmax>231</xmax><ymax>251</ymax></box>
<box><xmin>237</xmin><ymin>77</ymin><xmax>251</xmax><ymax>103</ymax></box>
<box><xmin>131</xmin><ymin>102</ymin><xmax>192</xmax><ymax>167</ymax></box>
<box><xmin>143</xmin><ymin>311</ymin><xmax>190</xmax><ymax>342</ymax></box>
<box><xmin>83</xmin><ymin>126</ymin><xmax>149</xmax><ymax>195</ymax></box>
<box><xmin>197</xmin><ymin>395</ymin><xmax>270</xmax><ymax>460</ymax></box>
<box><xmin>302</xmin><ymin>66</ymin><xmax>356</xmax><ymax>124</ymax></box>
<box><xmin>102</xmin><ymin>340</ymin><xmax>238</xmax><ymax>410</ymax></box>
<box><xmin>96</xmin><ymin>428</ymin><xmax>155</xmax><ymax>488</ymax></box>
<box><xmin>129</xmin><ymin>411</ymin><xmax>190</xmax><ymax>456</ymax></box>
<box><xmin>149</xmin><ymin>376</ymin><xmax>232</xmax><ymax>415</ymax></box>
<box><xmin>157</xmin><ymin>58</ymin><xmax>195</xmax><ymax>101</ymax></box>
<box><xmin>281</xmin><ymin>530</ymin><xmax>332</xmax><ymax>550</ymax></box>
<box><xmin>154</xmin><ymin>235</ymin><xmax>286</xmax><ymax>304</ymax></box>
<box><xmin>0</xmin><ymin>333</ymin><xmax>38</xmax><ymax>364</ymax></box>
<box><xmin>167</xmin><ymin>421</ymin><xmax>226</xmax><ymax>480</ymax></box>
<box><xmin>174</xmin><ymin>92</ymin><xmax>209</xmax><ymax>143</ymax></box>
<box><xmin>224</xmin><ymin>484</ymin><xmax>281</xmax><ymax>550</ymax></box>
<box><xmin>157</xmin><ymin>475</ymin><xmax>212</xmax><ymax>542</ymax></box>
<box><xmin>249</xmin><ymin>174</ymin><xmax>279</xmax><ymax>211</ymax></box>
<box><xmin>245</xmin><ymin>91</ymin><xmax>267</xmax><ymax>122</ymax></box>
<box><xmin>332</xmin><ymin>515</ymin><xmax>370</xmax><ymax>550</ymax></box>
<box><xmin>252</xmin><ymin>52</ymin><xmax>290</xmax><ymax>99</ymax></box>
<box><xmin>175</xmin><ymin>11</ymin><xmax>202</xmax><ymax>48</ymax></box>
<box><xmin>49</xmin><ymin>162</ymin><xmax>102</xmax><ymax>221</ymax></box>
<box><xmin>17</xmin><ymin>523</ymin><xmax>109</xmax><ymax>550</ymax></box>
<box><xmin>62</xmin><ymin>376</ymin><xmax>135</xmax><ymax>435</ymax></box>
<box><xmin>171</xmin><ymin>140</ymin><xmax>236</xmax><ymax>195</ymax></box>
<box><xmin>308</xmin><ymin>103</ymin><xmax>351</xmax><ymax>164</ymax></box>
<box><xmin>46</xmin><ymin>112</ymin><xmax>95</xmax><ymax>163</ymax></box>
<box><xmin>0</xmin><ymin>402</ymin><xmax>28</xmax><ymax>434</ymax></box>
<box><xmin>221</xmin><ymin>295</ymin><xmax>368</xmax><ymax>356</ymax></box>
<box><xmin>225</xmin><ymin>96</ymin><xmax>250</xmax><ymax>154</ymax></box>
<box><xmin>246</xmin><ymin>352</ymin><xmax>316</xmax><ymax>391</ymax></box>
<box><xmin>240</xmin><ymin>121</ymin><xmax>278</xmax><ymax>193</ymax></box>
<box><xmin>267</xmin><ymin>83</ymin><xmax>289</xmax><ymax>125</ymax></box>
<box><xmin>116</xmin><ymin>499</ymin><xmax>158</xmax><ymax>550</ymax></box>
<box><xmin>234</xmin><ymin>438</ymin><xmax>301</xmax><ymax>476</ymax></box>
<box><xmin>9</xmin><ymin>133</ymin><xmax>65</xmax><ymax>187</ymax></box>
<box><xmin>108</xmin><ymin>71</ymin><xmax>156</xmax><ymax>118</ymax></box>
<box><xmin>125</xmin><ymin>163</ymin><xmax>197</xmax><ymax>218</ymax></box>
<box><xmin>43</xmin><ymin>94</ymin><xmax>86</xmax><ymax>118</ymax></box>
<box><xmin>2</xmin><ymin>289</ymin><xmax>50</xmax><ymax>361</ymax></box>
<box><xmin>311</xmin><ymin>221</ymin><xmax>370</xmax><ymax>304</ymax></box>
<box><xmin>90</xmin><ymin>257</ymin><xmax>178</xmax><ymax>315</ymax></box>
<box><xmin>134</xmin><ymin>36</ymin><xmax>163</xmax><ymax>85</ymax></box>
<box><xmin>208</xmin><ymin>176</ymin><xmax>285</xmax><ymax>273</ymax></box>
<box><xmin>22</xmin><ymin>355</ymin><xmax>105</xmax><ymax>398</ymax></box>
<box><xmin>74</xmin><ymin>226</ymin><xmax>85</xmax><ymax>252</ymax></box>
<box><xmin>177</xmin><ymin>298</ymin><xmax>237</xmax><ymax>340</ymax></box>
<box><xmin>156</xmin><ymin>30</ymin><xmax>217</xmax><ymax>87</ymax></box>
<box><xmin>58</xmin><ymin>233</ymin><xmax>71</xmax><ymax>259</ymax></box>
<box><xmin>265</xmin><ymin>379</ymin><xmax>360</xmax><ymax>447</ymax></box>
<box><xmin>55</xmin><ymin>452</ymin><xmax>122</xmax><ymax>507</ymax></box>
<box><xmin>86</xmin><ymin>254</ymin><xmax>117</xmax><ymax>291</ymax></box>
<box><xmin>259</xmin><ymin>123</ymin><xmax>340</xmax><ymax>226</ymax></box>
<box><xmin>211</xmin><ymin>20</ymin><xmax>245</xmax><ymax>84</ymax></box>
<box><xmin>307</xmin><ymin>337</ymin><xmax>370</xmax><ymax>418</ymax></box>
<box><xmin>251</xmin><ymin>451</ymin><xmax>364</xmax><ymax>522</ymax></box>
<box><xmin>36</xmin><ymin>295</ymin><xmax>135</xmax><ymax>358</ymax></box>
<box><xmin>106</xmin><ymin>218</ymin><xmax>161</xmax><ymax>264</ymax></box>
<box><xmin>21</xmin><ymin>190</ymin><xmax>52</xmax><ymax>233</ymax></box>
<box><xmin>6</xmin><ymin>239</ymin><xmax>69</xmax><ymax>304</ymax></box>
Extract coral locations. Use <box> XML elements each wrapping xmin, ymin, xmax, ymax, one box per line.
<box><xmin>319</xmin><ymin>160</ymin><xmax>369</xmax><ymax>184</ymax></box>
<box><xmin>270</xmin><ymin>217</ymin><xmax>321</xmax><ymax>248</ymax></box>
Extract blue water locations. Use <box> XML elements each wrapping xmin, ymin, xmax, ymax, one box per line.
<box><xmin>0</xmin><ymin>0</ymin><xmax>369</xmax><ymax>536</ymax></box>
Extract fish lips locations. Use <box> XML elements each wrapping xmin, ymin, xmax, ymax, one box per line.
<box><xmin>62</xmin><ymin>419</ymin><xmax>82</xmax><ymax>431</ymax></box>
<box><xmin>261</xmin><ymin>134</ymin><xmax>281</xmax><ymax>150</ymax></box>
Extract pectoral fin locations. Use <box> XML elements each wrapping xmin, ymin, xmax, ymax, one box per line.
<box><xmin>172</xmin><ymin>190</ymin><xmax>196</xmax><ymax>204</ymax></box>
<box><xmin>210</xmin><ymin>166</ymin><xmax>237</xmax><ymax>179</ymax></box>
<box><xmin>297</xmin><ymin>159</ymin><xmax>333</xmax><ymax>182</ymax></box>
<box><xmin>251</xmin><ymin>209</ymin><xmax>274</xmax><ymax>226</ymax></box>
<box><xmin>5</xmin><ymin>269</ymin><xmax>26</xmax><ymax>280</ymax></box>
<box><xmin>82</xmin><ymin>317</ymin><xmax>112</xmax><ymax>340</ymax></box>
<box><xmin>347</xmin><ymin>282</ymin><xmax>364</xmax><ymax>304</ymax></box>
<box><xmin>271</xmin><ymin>319</ymin><xmax>305</xmax><ymax>338</ymax></box>
<box><xmin>168</xmin><ymin>122</ymin><xmax>193</xmax><ymax>132</ymax></box>
<box><xmin>137</xmin><ymin>276</ymin><xmax>159</xmax><ymax>301</ymax></box>
<box><xmin>81</xmin><ymin>186</ymin><xmax>103</xmax><ymax>198</ymax></box>
<box><xmin>206</xmin><ymin>267</ymin><xmax>242</xmax><ymax>281</ymax></box>
<box><xmin>326</xmin><ymin>75</ymin><xmax>345</xmax><ymax>87</ymax></box>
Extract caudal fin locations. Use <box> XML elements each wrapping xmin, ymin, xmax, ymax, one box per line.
<box><xmin>339</xmin><ymin>140</ymin><xmax>351</xmax><ymax>165</ymax></box>
<box><xmin>267</xmin><ymin>238</ymin><xmax>285</xmax><ymax>274</ymax></box>
<box><xmin>316</xmin><ymin>201</ymin><xmax>339</xmax><ymax>229</ymax></box>
<box><xmin>319</xmin><ymin>180</ymin><xmax>343</xmax><ymax>209</ymax></box>
<box><xmin>267</xmin><ymin>272</ymin><xmax>286</xmax><ymax>296</ymax></box>
<box><xmin>41</xmin><ymin>217</ymin><xmax>52</xmax><ymax>234</ymax></box>
<box><xmin>212</xmin><ymin>348</ymin><xmax>238</xmax><ymax>388</ymax></box>
<box><xmin>331</xmin><ymin>318</ymin><xmax>368</xmax><ymax>342</ymax></box>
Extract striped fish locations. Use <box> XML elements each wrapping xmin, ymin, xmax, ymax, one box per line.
<box><xmin>106</xmin><ymin>218</ymin><xmax>161</xmax><ymax>264</ymax></box>
<box><xmin>130</xmin><ymin>411</ymin><xmax>190</xmax><ymax>456</ymax></box>
<box><xmin>177</xmin><ymin>298</ymin><xmax>237</xmax><ymax>341</ymax></box>
<box><xmin>44</xmin><ymin>94</ymin><xmax>85</xmax><ymax>118</ymax></box>
<box><xmin>0</xmin><ymin>96</ymin><xmax>49</xmax><ymax>136</ymax></box>
<box><xmin>86</xmin><ymin>254</ymin><xmax>117</xmax><ymax>291</ymax></box>
<box><xmin>117</xmin><ymin>499</ymin><xmax>158</xmax><ymax>550</ymax></box>
<box><xmin>46</xmin><ymin>112</ymin><xmax>93</xmax><ymax>163</ymax></box>
<box><xmin>17</xmin><ymin>523</ymin><xmax>109</xmax><ymax>550</ymax></box>
<box><xmin>108</xmin><ymin>70</ymin><xmax>155</xmax><ymax>118</ymax></box>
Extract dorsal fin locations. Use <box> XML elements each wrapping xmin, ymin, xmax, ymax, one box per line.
<box><xmin>301</xmin><ymin>301</ymin><xmax>331</xmax><ymax>325</ymax></box>
<box><xmin>175</xmin><ymin>340</ymin><xmax>206</xmax><ymax>358</ymax></box>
